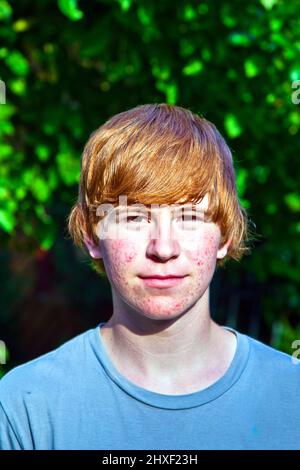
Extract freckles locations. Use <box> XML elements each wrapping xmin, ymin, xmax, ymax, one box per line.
<box><xmin>187</xmin><ymin>232</ymin><xmax>220</xmax><ymax>266</ymax></box>
<box><xmin>204</xmin><ymin>231</ymin><xmax>220</xmax><ymax>250</ymax></box>
<box><xmin>187</xmin><ymin>248</ymin><xmax>217</xmax><ymax>272</ymax></box>
<box><xmin>103</xmin><ymin>240</ymin><xmax>138</xmax><ymax>288</ymax></box>
<box><xmin>188</xmin><ymin>249</ymin><xmax>212</xmax><ymax>265</ymax></box>
<box><xmin>108</xmin><ymin>240</ymin><xmax>137</xmax><ymax>264</ymax></box>
<box><xmin>124</xmin><ymin>250</ymin><xmax>136</xmax><ymax>263</ymax></box>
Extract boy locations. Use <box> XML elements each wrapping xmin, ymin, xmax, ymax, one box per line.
<box><xmin>0</xmin><ymin>104</ymin><xmax>299</xmax><ymax>450</ymax></box>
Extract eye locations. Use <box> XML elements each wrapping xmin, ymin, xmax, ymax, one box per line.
<box><xmin>176</xmin><ymin>213</ymin><xmax>202</xmax><ymax>222</ymax></box>
<box><xmin>126</xmin><ymin>214</ymin><xmax>150</xmax><ymax>223</ymax></box>
<box><xmin>174</xmin><ymin>211</ymin><xmax>205</xmax><ymax>230</ymax></box>
<box><xmin>179</xmin><ymin>214</ymin><xmax>197</xmax><ymax>221</ymax></box>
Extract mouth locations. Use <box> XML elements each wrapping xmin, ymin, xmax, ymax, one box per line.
<box><xmin>138</xmin><ymin>275</ymin><xmax>188</xmax><ymax>289</ymax></box>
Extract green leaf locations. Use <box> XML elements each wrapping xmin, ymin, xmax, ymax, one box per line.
<box><xmin>236</xmin><ymin>168</ymin><xmax>248</xmax><ymax>198</ymax></box>
<box><xmin>13</xmin><ymin>18</ymin><xmax>30</xmax><ymax>32</ymax></box>
<box><xmin>137</xmin><ymin>7</ymin><xmax>152</xmax><ymax>26</ymax></box>
<box><xmin>290</xmin><ymin>68</ymin><xmax>300</xmax><ymax>82</ymax></box>
<box><xmin>0</xmin><ymin>0</ymin><xmax>12</xmax><ymax>21</ymax></box>
<box><xmin>37</xmin><ymin>224</ymin><xmax>56</xmax><ymax>251</ymax></box>
<box><xmin>0</xmin><ymin>208</ymin><xmax>16</xmax><ymax>232</ymax></box>
<box><xmin>40</xmin><ymin>232</ymin><xmax>55</xmax><ymax>251</ymax></box>
<box><xmin>35</xmin><ymin>204</ymin><xmax>51</xmax><ymax>224</ymax></box>
<box><xmin>182</xmin><ymin>60</ymin><xmax>203</xmax><ymax>76</ymax></box>
<box><xmin>117</xmin><ymin>0</ymin><xmax>132</xmax><ymax>12</ymax></box>
<box><xmin>156</xmin><ymin>81</ymin><xmax>178</xmax><ymax>105</ymax></box>
<box><xmin>0</xmin><ymin>187</ymin><xmax>9</xmax><ymax>199</ymax></box>
<box><xmin>229</xmin><ymin>32</ymin><xmax>251</xmax><ymax>47</ymax></box>
<box><xmin>15</xmin><ymin>187</ymin><xmax>27</xmax><ymax>200</ymax></box>
<box><xmin>56</xmin><ymin>148</ymin><xmax>80</xmax><ymax>185</ymax></box>
<box><xmin>152</xmin><ymin>64</ymin><xmax>170</xmax><ymax>81</ymax></box>
<box><xmin>5</xmin><ymin>51</ymin><xmax>29</xmax><ymax>76</ymax></box>
<box><xmin>31</xmin><ymin>176</ymin><xmax>52</xmax><ymax>202</ymax></box>
<box><xmin>36</xmin><ymin>145</ymin><xmax>51</xmax><ymax>162</ymax></box>
<box><xmin>183</xmin><ymin>5</ymin><xmax>197</xmax><ymax>21</ymax></box>
<box><xmin>8</xmin><ymin>77</ymin><xmax>26</xmax><ymax>95</ymax></box>
<box><xmin>224</xmin><ymin>114</ymin><xmax>242</xmax><ymax>138</ymax></box>
<box><xmin>58</xmin><ymin>0</ymin><xmax>84</xmax><ymax>21</ymax></box>
<box><xmin>244</xmin><ymin>58</ymin><xmax>260</xmax><ymax>78</ymax></box>
<box><xmin>260</xmin><ymin>0</ymin><xmax>278</xmax><ymax>10</ymax></box>
<box><xmin>0</xmin><ymin>143</ymin><xmax>13</xmax><ymax>160</ymax></box>
<box><xmin>165</xmin><ymin>83</ymin><xmax>178</xmax><ymax>104</ymax></box>
<box><xmin>22</xmin><ymin>167</ymin><xmax>36</xmax><ymax>186</ymax></box>
<box><xmin>284</xmin><ymin>193</ymin><xmax>300</xmax><ymax>212</ymax></box>
<box><xmin>0</xmin><ymin>104</ymin><xmax>16</xmax><ymax>120</ymax></box>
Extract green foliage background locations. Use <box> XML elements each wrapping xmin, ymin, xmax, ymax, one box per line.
<box><xmin>0</xmin><ymin>0</ymin><xmax>299</xmax><ymax>375</ymax></box>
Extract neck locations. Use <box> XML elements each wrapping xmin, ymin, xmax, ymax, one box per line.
<box><xmin>100</xmin><ymin>289</ymin><xmax>237</xmax><ymax>394</ymax></box>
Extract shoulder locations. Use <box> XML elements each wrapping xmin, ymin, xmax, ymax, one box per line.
<box><xmin>0</xmin><ymin>327</ymin><xmax>97</xmax><ymax>449</ymax></box>
<box><xmin>0</xmin><ymin>327</ymin><xmax>93</xmax><ymax>402</ymax></box>
<box><xmin>248</xmin><ymin>334</ymin><xmax>297</xmax><ymax>364</ymax></box>
<box><xmin>245</xmin><ymin>333</ymin><xmax>300</xmax><ymax>385</ymax></box>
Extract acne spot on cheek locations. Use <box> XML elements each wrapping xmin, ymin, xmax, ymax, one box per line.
<box><xmin>108</xmin><ymin>240</ymin><xmax>137</xmax><ymax>264</ymax></box>
<box><xmin>189</xmin><ymin>245</ymin><xmax>215</xmax><ymax>267</ymax></box>
<box><xmin>188</xmin><ymin>250</ymin><xmax>207</xmax><ymax>262</ymax></box>
<box><xmin>125</xmin><ymin>251</ymin><xmax>136</xmax><ymax>263</ymax></box>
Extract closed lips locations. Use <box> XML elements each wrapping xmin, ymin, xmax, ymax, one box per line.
<box><xmin>139</xmin><ymin>275</ymin><xmax>187</xmax><ymax>279</ymax></box>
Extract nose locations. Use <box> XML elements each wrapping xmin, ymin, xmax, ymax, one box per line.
<box><xmin>146</xmin><ymin>210</ymin><xmax>180</xmax><ymax>262</ymax></box>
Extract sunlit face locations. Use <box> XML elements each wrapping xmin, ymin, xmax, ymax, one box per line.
<box><xmin>85</xmin><ymin>194</ymin><xmax>230</xmax><ymax>320</ymax></box>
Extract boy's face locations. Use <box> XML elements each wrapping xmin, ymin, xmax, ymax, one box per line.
<box><xmin>85</xmin><ymin>194</ymin><xmax>230</xmax><ymax>321</ymax></box>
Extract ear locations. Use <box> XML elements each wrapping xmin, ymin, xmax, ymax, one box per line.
<box><xmin>216</xmin><ymin>237</ymin><xmax>232</xmax><ymax>260</ymax></box>
<box><xmin>84</xmin><ymin>235</ymin><xmax>102</xmax><ymax>259</ymax></box>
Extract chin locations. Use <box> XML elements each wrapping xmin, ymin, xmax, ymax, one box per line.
<box><xmin>134</xmin><ymin>300</ymin><xmax>188</xmax><ymax>320</ymax></box>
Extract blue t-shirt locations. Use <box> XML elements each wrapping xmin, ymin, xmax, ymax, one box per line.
<box><xmin>0</xmin><ymin>322</ymin><xmax>299</xmax><ymax>450</ymax></box>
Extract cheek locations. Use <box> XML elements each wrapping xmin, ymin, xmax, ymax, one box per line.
<box><xmin>186</xmin><ymin>233</ymin><xmax>220</xmax><ymax>267</ymax></box>
<box><xmin>102</xmin><ymin>240</ymin><xmax>138</xmax><ymax>283</ymax></box>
